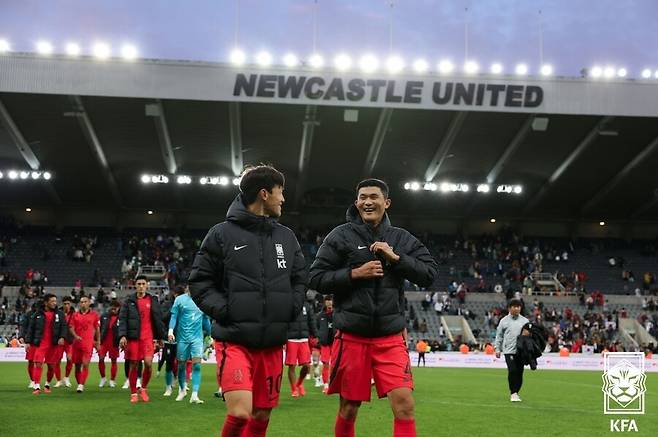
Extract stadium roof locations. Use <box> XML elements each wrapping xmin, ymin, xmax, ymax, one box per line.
<box><xmin>2</xmin><ymin>54</ymin><xmax>658</xmax><ymax>223</ymax></box>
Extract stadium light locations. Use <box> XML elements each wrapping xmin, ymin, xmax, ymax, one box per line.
<box><xmin>31</xmin><ymin>171</ymin><xmax>40</xmax><ymax>180</ymax></box>
<box><xmin>412</xmin><ymin>59</ymin><xmax>428</xmax><ymax>73</ymax></box>
<box><xmin>25</xmin><ymin>207</ymin><xmax>32</xmax><ymax>213</ymax></box>
<box><xmin>141</xmin><ymin>174</ymin><xmax>151</xmax><ymax>184</ymax></box>
<box><xmin>282</xmin><ymin>53</ymin><xmax>299</xmax><ymax>67</ymax></box>
<box><xmin>232</xmin><ymin>178</ymin><xmax>241</xmax><ymax>186</ymax></box>
<box><xmin>490</xmin><ymin>63</ymin><xmax>503</xmax><ymax>74</ymax></box>
<box><xmin>599</xmin><ymin>221</ymin><xmax>606</xmax><ymax>226</ymax></box>
<box><xmin>255</xmin><ymin>51</ymin><xmax>272</xmax><ymax>67</ymax></box>
<box><xmin>8</xmin><ymin>170</ymin><xmax>18</xmax><ymax>180</ymax></box>
<box><xmin>176</xmin><ymin>175</ymin><xmax>192</xmax><ymax>184</ymax></box>
<box><xmin>515</xmin><ymin>63</ymin><xmax>528</xmax><ymax>76</ymax></box>
<box><xmin>219</xmin><ymin>176</ymin><xmax>229</xmax><ymax>186</ymax></box>
<box><xmin>229</xmin><ymin>49</ymin><xmax>246</xmax><ymax>65</ymax></box>
<box><xmin>199</xmin><ymin>177</ymin><xmax>208</xmax><ymax>185</ymax></box>
<box><xmin>308</xmin><ymin>53</ymin><xmax>324</xmax><ymax>68</ymax></box>
<box><xmin>65</xmin><ymin>42</ymin><xmax>81</xmax><ymax>57</ymax></box>
<box><xmin>641</xmin><ymin>69</ymin><xmax>652</xmax><ymax>79</ymax></box>
<box><xmin>0</xmin><ymin>171</ymin><xmax>3</xmax><ymax>179</ymax></box>
<box><xmin>423</xmin><ymin>182</ymin><xmax>437</xmax><ymax>191</ymax></box>
<box><xmin>438</xmin><ymin>59</ymin><xmax>454</xmax><ymax>74</ymax></box>
<box><xmin>616</xmin><ymin>68</ymin><xmax>627</xmax><ymax>78</ymax></box>
<box><xmin>386</xmin><ymin>56</ymin><xmax>405</xmax><ymax>74</ymax></box>
<box><xmin>43</xmin><ymin>171</ymin><xmax>52</xmax><ymax>180</ymax></box>
<box><xmin>490</xmin><ymin>218</ymin><xmax>496</xmax><ymax>223</ymax></box>
<box><xmin>513</xmin><ymin>185</ymin><xmax>523</xmax><ymax>194</ymax></box>
<box><xmin>0</xmin><ymin>39</ymin><xmax>10</xmax><ymax>53</ymax></box>
<box><xmin>121</xmin><ymin>44</ymin><xmax>138</xmax><ymax>61</ymax></box>
<box><xmin>93</xmin><ymin>42</ymin><xmax>111</xmax><ymax>60</ymax></box>
<box><xmin>590</xmin><ymin>66</ymin><xmax>602</xmax><ymax>78</ymax></box>
<box><xmin>540</xmin><ymin>64</ymin><xmax>553</xmax><ymax>76</ymax></box>
<box><xmin>410</xmin><ymin>182</ymin><xmax>420</xmax><ymax>191</ymax></box>
<box><xmin>477</xmin><ymin>184</ymin><xmax>490</xmax><ymax>193</ymax></box>
<box><xmin>334</xmin><ymin>53</ymin><xmax>352</xmax><ymax>71</ymax></box>
<box><xmin>655</xmin><ymin>70</ymin><xmax>658</xmax><ymax>79</ymax></box>
<box><xmin>19</xmin><ymin>171</ymin><xmax>29</xmax><ymax>179</ymax></box>
<box><xmin>359</xmin><ymin>54</ymin><xmax>378</xmax><ymax>73</ymax></box>
<box><xmin>603</xmin><ymin>66</ymin><xmax>615</xmax><ymax>78</ymax></box>
<box><xmin>464</xmin><ymin>61</ymin><xmax>479</xmax><ymax>75</ymax></box>
<box><xmin>147</xmin><ymin>210</ymin><xmax>154</xmax><ymax>215</ymax></box>
<box><xmin>36</xmin><ymin>40</ymin><xmax>54</xmax><ymax>55</ymax></box>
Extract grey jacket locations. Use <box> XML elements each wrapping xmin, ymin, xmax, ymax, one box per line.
<box><xmin>495</xmin><ymin>313</ymin><xmax>529</xmax><ymax>354</ymax></box>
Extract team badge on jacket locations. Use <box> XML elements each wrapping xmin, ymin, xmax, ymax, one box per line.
<box><xmin>275</xmin><ymin>243</ymin><xmax>286</xmax><ymax>269</ymax></box>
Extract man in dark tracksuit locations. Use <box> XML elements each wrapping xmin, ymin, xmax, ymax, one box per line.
<box><xmin>19</xmin><ymin>304</ymin><xmax>37</xmax><ymax>389</ymax></box>
<box><xmin>317</xmin><ymin>295</ymin><xmax>335</xmax><ymax>392</ymax></box>
<box><xmin>309</xmin><ymin>178</ymin><xmax>438</xmax><ymax>437</ymax></box>
<box><xmin>189</xmin><ymin>165</ymin><xmax>306</xmax><ymax>437</ymax></box>
<box><xmin>285</xmin><ymin>300</ymin><xmax>318</xmax><ymax>397</ymax></box>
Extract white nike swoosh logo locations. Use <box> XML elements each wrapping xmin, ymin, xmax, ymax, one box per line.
<box><xmin>234</xmin><ymin>245</ymin><xmax>247</xmax><ymax>251</ymax></box>
<box><xmin>357</xmin><ymin>246</ymin><xmax>367</xmax><ymax>250</ymax></box>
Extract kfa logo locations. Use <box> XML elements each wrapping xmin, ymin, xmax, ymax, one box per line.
<box><xmin>275</xmin><ymin>243</ymin><xmax>286</xmax><ymax>269</ymax></box>
<box><xmin>602</xmin><ymin>352</ymin><xmax>646</xmax><ymax>414</ymax></box>
<box><xmin>609</xmin><ymin>419</ymin><xmax>638</xmax><ymax>432</ymax></box>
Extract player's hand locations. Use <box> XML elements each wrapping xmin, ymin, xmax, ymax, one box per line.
<box><xmin>119</xmin><ymin>337</ymin><xmax>127</xmax><ymax>349</ymax></box>
<box><xmin>168</xmin><ymin>333</ymin><xmax>175</xmax><ymax>342</ymax></box>
<box><xmin>75</xmin><ymin>335</ymin><xmax>82</xmax><ymax>342</ymax></box>
<box><xmin>370</xmin><ymin>242</ymin><xmax>400</xmax><ymax>263</ymax></box>
<box><xmin>94</xmin><ymin>341</ymin><xmax>100</xmax><ymax>350</ymax></box>
<box><xmin>351</xmin><ymin>261</ymin><xmax>384</xmax><ymax>280</ymax></box>
<box><xmin>495</xmin><ymin>352</ymin><xmax>501</xmax><ymax>359</ymax></box>
<box><xmin>157</xmin><ymin>340</ymin><xmax>164</xmax><ymax>348</ymax></box>
<box><xmin>58</xmin><ymin>338</ymin><xmax>65</xmax><ymax>346</ymax></box>
<box><xmin>25</xmin><ymin>344</ymin><xmax>30</xmax><ymax>352</ymax></box>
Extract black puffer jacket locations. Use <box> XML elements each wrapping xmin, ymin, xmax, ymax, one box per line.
<box><xmin>117</xmin><ymin>293</ymin><xmax>166</xmax><ymax>341</ymax></box>
<box><xmin>25</xmin><ymin>308</ymin><xmax>68</xmax><ymax>347</ymax></box>
<box><xmin>288</xmin><ymin>302</ymin><xmax>318</xmax><ymax>339</ymax></box>
<box><xmin>100</xmin><ymin>312</ymin><xmax>120</xmax><ymax>346</ymax></box>
<box><xmin>309</xmin><ymin>205</ymin><xmax>438</xmax><ymax>338</ymax></box>
<box><xmin>189</xmin><ymin>195</ymin><xmax>307</xmax><ymax>349</ymax></box>
<box><xmin>317</xmin><ymin>310</ymin><xmax>334</xmax><ymax>346</ymax></box>
<box><xmin>19</xmin><ymin>310</ymin><xmax>34</xmax><ymax>341</ymax></box>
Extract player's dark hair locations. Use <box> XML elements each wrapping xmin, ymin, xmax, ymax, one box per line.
<box><xmin>62</xmin><ymin>296</ymin><xmax>72</xmax><ymax>303</ymax></box>
<box><xmin>110</xmin><ymin>300</ymin><xmax>121</xmax><ymax>308</ymax></box>
<box><xmin>173</xmin><ymin>285</ymin><xmax>186</xmax><ymax>296</ymax></box>
<box><xmin>356</xmin><ymin>178</ymin><xmax>389</xmax><ymax>199</ymax></box>
<box><xmin>43</xmin><ymin>293</ymin><xmax>56</xmax><ymax>302</ymax></box>
<box><xmin>239</xmin><ymin>164</ymin><xmax>285</xmax><ymax>205</ymax></box>
<box><xmin>323</xmin><ymin>294</ymin><xmax>333</xmax><ymax>301</ymax></box>
<box><xmin>135</xmin><ymin>275</ymin><xmax>148</xmax><ymax>282</ymax></box>
<box><xmin>508</xmin><ymin>299</ymin><xmax>523</xmax><ymax>308</ymax></box>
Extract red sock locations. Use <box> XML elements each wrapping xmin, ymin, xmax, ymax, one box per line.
<box><xmin>28</xmin><ymin>362</ymin><xmax>34</xmax><ymax>382</ymax></box>
<box><xmin>46</xmin><ymin>366</ymin><xmax>54</xmax><ymax>384</ymax></box>
<box><xmin>54</xmin><ymin>364</ymin><xmax>61</xmax><ymax>381</ymax></box>
<box><xmin>129</xmin><ymin>367</ymin><xmax>138</xmax><ymax>394</ymax></box>
<box><xmin>243</xmin><ymin>418</ymin><xmax>269</xmax><ymax>437</ymax></box>
<box><xmin>75</xmin><ymin>368</ymin><xmax>82</xmax><ymax>384</ymax></box>
<box><xmin>99</xmin><ymin>360</ymin><xmax>106</xmax><ymax>378</ymax></box>
<box><xmin>296</xmin><ymin>376</ymin><xmax>304</xmax><ymax>387</ymax></box>
<box><xmin>322</xmin><ymin>366</ymin><xmax>329</xmax><ymax>384</ymax></box>
<box><xmin>82</xmin><ymin>367</ymin><xmax>89</xmax><ymax>385</ymax></box>
<box><xmin>33</xmin><ymin>366</ymin><xmax>43</xmax><ymax>386</ymax></box>
<box><xmin>221</xmin><ymin>415</ymin><xmax>248</xmax><ymax>437</ymax></box>
<box><xmin>111</xmin><ymin>362</ymin><xmax>118</xmax><ymax>380</ymax></box>
<box><xmin>393</xmin><ymin>418</ymin><xmax>416</xmax><ymax>437</ymax></box>
<box><xmin>335</xmin><ymin>415</ymin><xmax>355</xmax><ymax>437</ymax></box>
<box><xmin>141</xmin><ymin>367</ymin><xmax>152</xmax><ymax>388</ymax></box>
<box><xmin>66</xmin><ymin>360</ymin><xmax>73</xmax><ymax>377</ymax></box>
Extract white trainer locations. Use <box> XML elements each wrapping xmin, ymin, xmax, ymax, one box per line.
<box><xmin>99</xmin><ymin>377</ymin><xmax>107</xmax><ymax>388</ymax></box>
<box><xmin>510</xmin><ymin>393</ymin><xmax>522</xmax><ymax>402</ymax></box>
<box><xmin>54</xmin><ymin>380</ymin><xmax>63</xmax><ymax>388</ymax></box>
<box><xmin>77</xmin><ymin>384</ymin><xmax>84</xmax><ymax>393</ymax></box>
<box><xmin>136</xmin><ymin>378</ymin><xmax>142</xmax><ymax>389</ymax></box>
<box><xmin>109</xmin><ymin>380</ymin><xmax>116</xmax><ymax>388</ymax></box>
<box><xmin>163</xmin><ymin>385</ymin><xmax>173</xmax><ymax>397</ymax></box>
<box><xmin>314</xmin><ymin>378</ymin><xmax>323</xmax><ymax>387</ymax></box>
<box><xmin>175</xmin><ymin>389</ymin><xmax>187</xmax><ymax>402</ymax></box>
<box><xmin>122</xmin><ymin>380</ymin><xmax>129</xmax><ymax>389</ymax></box>
<box><xmin>28</xmin><ymin>381</ymin><xmax>35</xmax><ymax>389</ymax></box>
<box><xmin>190</xmin><ymin>394</ymin><xmax>204</xmax><ymax>404</ymax></box>
<box><xmin>64</xmin><ymin>378</ymin><xmax>72</xmax><ymax>388</ymax></box>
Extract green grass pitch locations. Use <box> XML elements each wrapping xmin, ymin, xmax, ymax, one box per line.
<box><xmin>0</xmin><ymin>362</ymin><xmax>656</xmax><ymax>436</ymax></box>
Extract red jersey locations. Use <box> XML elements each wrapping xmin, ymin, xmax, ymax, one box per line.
<box><xmin>137</xmin><ymin>295</ymin><xmax>153</xmax><ymax>341</ymax></box>
<box><xmin>72</xmin><ymin>310</ymin><xmax>99</xmax><ymax>347</ymax></box>
<box><xmin>103</xmin><ymin>315</ymin><xmax>118</xmax><ymax>346</ymax></box>
<box><xmin>41</xmin><ymin>310</ymin><xmax>55</xmax><ymax>346</ymax></box>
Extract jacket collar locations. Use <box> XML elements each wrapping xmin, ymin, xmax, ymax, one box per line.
<box><xmin>346</xmin><ymin>204</ymin><xmax>391</xmax><ymax>241</ymax></box>
<box><xmin>226</xmin><ymin>194</ymin><xmax>277</xmax><ymax>234</ymax></box>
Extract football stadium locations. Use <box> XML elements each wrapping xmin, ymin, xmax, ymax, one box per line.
<box><xmin>1</xmin><ymin>2</ymin><xmax>658</xmax><ymax>436</ymax></box>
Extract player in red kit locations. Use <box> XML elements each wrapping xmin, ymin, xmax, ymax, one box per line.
<box><xmin>310</xmin><ymin>179</ymin><xmax>438</xmax><ymax>437</ymax></box>
<box><xmin>25</xmin><ymin>294</ymin><xmax>68</xmax><ymax>395</ymax></box>
<box><xmin>69</xmin><ymin>295</ymin><xmax>100</xmax><ymax>393</ymax></box>
<box><xmin>54</xmin><ymin>296</ymin><xmax>76</xmax><ymax>388</ymax></box>
<box><xmin>118</xmin><ymin>275</ymin><xmax>166</xmax><ymax>403</ymax></box>
<box><xmin>98</xmin><ymin>300</ymin><xmax>120</xmax><ymax>388</ymax></box>
<box><xmin>316</xmin><ymin>295</ymin><xmax>335</xmax><ymax>393</ymax></box>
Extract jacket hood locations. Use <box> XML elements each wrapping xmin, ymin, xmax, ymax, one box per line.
<box><xmin>227</xmin><ymin>194</ymin><xmax>277</xmax><ymax>233</ymax></box>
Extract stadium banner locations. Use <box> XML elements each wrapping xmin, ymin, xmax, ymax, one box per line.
<box><xmin>2</xmin><ymin>55</ymin><xmax>658</xmax><ymax>117</ymax></box>
<box><xmin>2</xmin><ymin>348</ymin><xmax>656</xmax><ymax>372</ymax></box>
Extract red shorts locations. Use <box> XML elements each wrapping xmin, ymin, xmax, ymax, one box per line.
<box><xmin>215</xmin><ymin>342</ymin><xmax>283</xmax><ymax>409</ymax></box>
<box><xmin>285</xmin><ymin>340</ymin><xmax>311</xmax><ymax>366</ymax></box>
<box><xmin>328</xmin><ymin>331</ymin><xmax>413</xmax><ymax>401</ymax></box>
<box><xmin>125</xmin><ymin>338</ymin><xmax>154</xmax><ymax>361</ymax></box>
<box><xmin>72</xmin><ymin>344</ymin><xmax>94</xmax><ymax>364</ymax></box>
<box><xmin>32</xmin><ymin>344</ymin><xmax>60</xmax><ymax>365</ymax></box>
<box><xmin>320</xmin><ymin>345</ymin><xmax>332</xmax><ymax>364</ymax></box>
<box><xmin>25</xmin><ymin>345</ymin><xmax>36</xmax><ymax>361</ymax></box>
<box><xmin>63</xmin><ymin>342</ymin><xmax>73</xmax><ymax>359</ymax></box>
<box><xmin>98</xmin><ymin>343</ymin><xmax>119</xmax><ymax>360</ymax></box>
